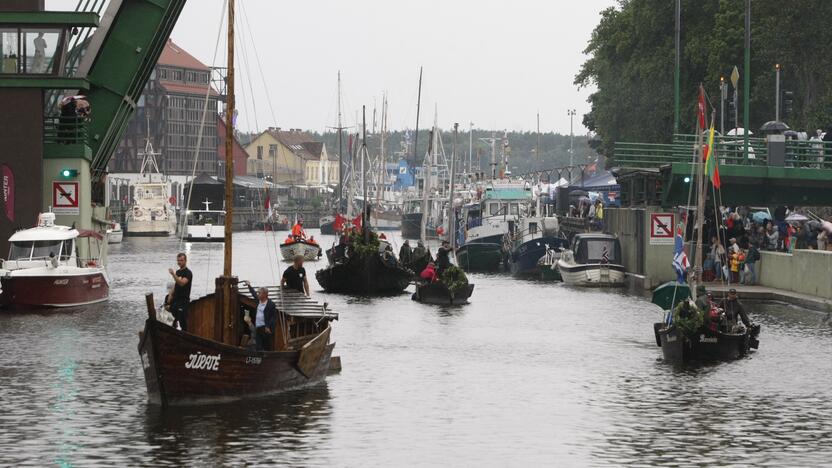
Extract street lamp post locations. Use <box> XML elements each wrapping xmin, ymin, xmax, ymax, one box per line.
<box><xmin>468</xmin><ymin>122</ymin><xmax>474</xmax><ymax>175</ymax></box>
<box><xmin>567</xmin><ymin>109</ymin><xmax>577</xmax><ymax>167</ymax></box>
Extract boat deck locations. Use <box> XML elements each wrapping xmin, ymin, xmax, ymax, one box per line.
<box><xmin>704</xmin><ymin>284</ymin><xmax>832</xmax><ymax>313</ymax></box>
<box><xmin>256</xmin><ymin>286</ymin><xmax>339</xmax><ymax>320</ymax></box>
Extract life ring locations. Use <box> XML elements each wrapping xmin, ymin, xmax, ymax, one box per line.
<box><xmin>132</xmin><ymin>207</ymin><xmax>145</xmax><ymax>218</ymax></box>
<box><xmin>152</xmin><ymin>208</ymin><xmax>164</xmax><ymax>218</ymax></box>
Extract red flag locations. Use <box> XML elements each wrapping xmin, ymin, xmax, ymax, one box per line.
<box><xmin>2</xmin><ymin>164</ymin><xmax>13</xmax><ymax>222</ymax></box>
<box><xmin>352</xmin><ymin>214</ymin><xmax>362</xmax><ymax>229</ymax></box>
<box><xmin>265</xmin><ymin>192</ymin><xmax>273</xmax><ymax>219</ymax></box>
<box><xmin>697</xmin><ymin>86</ymin><xmax>706</xmax><ymax>131</ymax></box>
<box><xmin>333</xmin><ymin>214</ymin><xmax>346</xmax><ymax>232</ymax></box>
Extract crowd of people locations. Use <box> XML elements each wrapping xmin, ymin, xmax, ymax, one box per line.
<box><xmin>700</xmin><ymin>206</ymin><xmax>831</xmax><ymax>285</ymax></box>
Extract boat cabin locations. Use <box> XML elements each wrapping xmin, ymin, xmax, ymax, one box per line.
<box><xmin>186</xmin><ymin>200</ymin><xmax>225</xmax><ymax>225</ymax></box>
<box><xmin>570</xmin><ymin>233</ymin><xmax>622</xmax><ymax>265</ymax></box>
<box><xmin>3</xmin><ymin>213</ymin><xmax>104</xmax><ymax>270</ymax></box>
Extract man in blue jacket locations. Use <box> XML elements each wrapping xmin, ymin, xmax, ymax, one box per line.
<box><xmin>248</xmin><ymin>285</ymin><xmax>277</xmax><ymax>351</ymax></box>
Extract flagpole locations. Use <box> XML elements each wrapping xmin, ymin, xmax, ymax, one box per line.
<box><xmin>692</xmin><ymin>86</ymin><xmax>706</xmax><ymax>295</ymax></box>
<box><xmin>743</xmin><ymin>0</ymin><xmax>751</xmax><ymax>161</ymax></box>
<box><xmin>673</xmin><ymin>0</ymin><xmax>681</xmax><ymax>135</ymax></box>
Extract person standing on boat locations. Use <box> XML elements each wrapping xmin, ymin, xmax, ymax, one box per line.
<box><xmin>291</xmin><ymin>220</ymin><xmax>306</xmax><ymax>241</ymax></box>
<box><xmin>399</xmin><ymin>239</ymin><xmax>412</xmax><ymax>265</ymax></box>
<box><xmin>435</xmin><ymin>241</ymin><xmax>451</xmax><ymax>274</ymax></box>
<box><xmin>282</xmin><ymin>255</ymin><xmax>310</xmax><ymax>297</ymax></box>
<box><xmin>168</xmin><ymin>253</ymin><xmax>192</xmax><ymax>331</ymax></box>
<box><xmin>247</xmin><ymin>284</ymin><xmax>277</xmax><ymax>351</ymax></box>
<box><xmin>719</xmin><ymin>289</ymin><xmax>753</xmax><ymax>333</ymax></box>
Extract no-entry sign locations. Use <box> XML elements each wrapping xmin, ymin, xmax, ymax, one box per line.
<box><xmin>649</xmin><ymin>213</ymin><xmax>674</xmax><ymax>245</ymax></box>
<box><xmin>53</xmin><ymin>181</ymin><xmax>80</xmax><ymax>214</ymax></box>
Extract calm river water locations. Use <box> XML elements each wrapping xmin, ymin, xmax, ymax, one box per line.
<box><xmin>1</xmin><ymin>230</ymin><xmax>832</xmax><ymax>466</ymax></box>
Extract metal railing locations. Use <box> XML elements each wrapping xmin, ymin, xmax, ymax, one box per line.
<box><xmin>43</xmin><ymin>115</ymin><xmax>88</xmax><ymax>145</ymax></box>
<box><xmin>614</xmin><ymin>133</ymin><xmax>832</xmax><ymax>170</ymax></box>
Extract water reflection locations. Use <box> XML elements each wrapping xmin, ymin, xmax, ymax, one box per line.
<box><xmin>142</xmin><ymin>386</ymin><xmax>333</xmax><ymax>466</ymax></box>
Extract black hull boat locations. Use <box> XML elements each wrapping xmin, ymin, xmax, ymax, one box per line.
<box><xmin>401</xmin><ymin>212</ymin><xmax>422</xmax><ymax>239</ymax></box>
<box><xmin>653</xmin><ymin>323</ymin><xmax>760</xmax><ymax>364</ymax></box>
<box><xmin>412</xmin><ymin>282</ymin><xmax>475</xmax><ymax>305</ymax></box>
<box><xmin>316</xmin><ymin>252</ymin><xmax>412</xmax><ymax>294</ymax></box>
<box><xmin>139</xmin><ymin>284</ymin><xmax>338</xmax><ymax>406</ymax></box>
<box><xmin>507</xmin><ymin>236</ymin><xmax>568</xmax><ymax>277</ymax></box>
<box><xmin>320</xmin><ymin>221</ymin><xmax>336</xmax><ymax>235</ymax></box>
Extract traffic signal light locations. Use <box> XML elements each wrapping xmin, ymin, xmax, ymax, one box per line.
<box><xmin>60</xmin><ymin>168</ymin><xmax>78</xmax><ymax>178</ymax></box>
<box><xmin>781</xmin><ymin>90</ymin><xmax>794</xmax><ymax>117</ymax></box>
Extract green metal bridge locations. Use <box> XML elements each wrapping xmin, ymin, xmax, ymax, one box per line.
<box><xmin>613</xmin><ymin>134</ymin><xmax>832</xmax><ymax>206</ymax></box>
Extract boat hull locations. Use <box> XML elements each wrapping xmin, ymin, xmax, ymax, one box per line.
<box><xmin>508</xmin><ymin>237</ymin><xmax>568</xmax><ymax>277</ymax></box>
<box><xmin>138</xmin><ymin>319</ymin><xmax>334</xmax><ymax>406</ymax></box>
<box><xmin>539</xmin><ymin>264</ymin><xmax>562</xmax><ymax>281</ymax></box>
<box><xmin>456</xmin><ymin>243</ymin><xmax>502</xmax><ymax>272</ymax></box>
<box><xmin>320</xmin><ymin>221</ymin><xmax>336</xmax><ymax>235</ymax></box>
<box><xmin>655</xmin><ymin>323</ymin><xmax>760</xmax><ymax>364</ymax></box>
<box><xmin>557</xmin><ymin>262</ymin><xmax>626</xmax><ymax>286</ymax></box>
<box><xmin>0</xmin><ymin>271</ymin><xmax>109</xmax><ymax>308</ymax></box>
<box><xmin>412</xmin><ymin>282</ymin><xmax>474</xmax><ymax>305</ymax></box>
<box><xmin>401</xmin><ymin>212</ymin><xmax>422</xmax><ymax>239</ymax></box>
<box><xmin>107</xmin><ymin>230</ymin><xmax>123</xmax><ymax>244</ymax></box>
<box><xmin>127</xmin><ymin>219</ymin><xmax>176</xmax><ymax>237</ymax></box>
<box><xmin>280</xmin><ymin>241</ymin><xmax>322</xmax><ymax>261</ymax></box>
<box><xmin>316</xmin><ymin>253</ymin><xmax>412</xmax><ymax>294</ymax></box>
<box><xmin>185</xmin><ymin>224</ymin><xmax>225</xmax><ymax>243</ymax></box>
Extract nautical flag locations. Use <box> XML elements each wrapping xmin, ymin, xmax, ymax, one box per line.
<box><xmin>265</xmin><ymin>192</ymin><xmax>273</xmax><ymax>219</ymax></box>
<box><xmin>704</xmin><ymin>122</ymin><xmax>721</xmax><ymax>189</ymax></box>
<box><xmin>697</xmin><ymin>86</ymin><xmax>707</xmax><ymax>131</ymax></box>
<box><xmin>672</xmin><ymin>226</ymin><xmax>689</xmax><ymax>283</ymax></box>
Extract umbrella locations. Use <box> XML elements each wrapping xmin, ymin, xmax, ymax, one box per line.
<box><xmin>752</xmin><ymin>211</ymin><xmax>771</xmax><ymax>224</ymax></box>
<box><xmin>822</xmin><ymin>221</ymin><xmax>832</xmax><ymax>235</ymax></box>
<box><xmin>760</xmin><ymin>121</ymin><xmax>790</xmax><ymax>134</ymax></box>
<box><xmin>785</xmin><ymin>213</ymin><xmax>809</xmax><ymax>223</ymax></box>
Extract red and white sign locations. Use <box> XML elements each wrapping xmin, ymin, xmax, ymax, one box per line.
<box><xmin>649</xmin><ymin>213</ymin><xmax>674</xmax><ymax>245</ymax></box>
<box><xmin>53</xmin><ymin>181</ymin><xmax>80</xmax><ymax>214</ymax></box>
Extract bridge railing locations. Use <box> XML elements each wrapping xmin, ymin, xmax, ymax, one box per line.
<box><xmin>615</xmin><ymin>133</ymin><xmax>832</xmax><ymax>170</ymax></box>
<box><xmin>43</xmin><ymin>115</ymin><xmax>88</xmax><ymax>145</ymax></box>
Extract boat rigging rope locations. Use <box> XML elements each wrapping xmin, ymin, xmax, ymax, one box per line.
<box><xmin>178</xmin><ymin>0</ymin><xmax>228</xmax><ymax>252</ymax></box>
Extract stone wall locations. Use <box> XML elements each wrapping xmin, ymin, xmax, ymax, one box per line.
<box><xmin>758</xmin><ymin>250</ymin><xmax>832</xmax><ymax>299</ymax></box>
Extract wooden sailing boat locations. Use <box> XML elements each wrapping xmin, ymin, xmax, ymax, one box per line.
<box><xmin>138</xmin><ymin>2</ymin><xmax>337</xmax><ymax>405</ymax></box>
<box><xmin>652</xmin><ymin>86</ymin><xmax>759</xmax><ymax>364</ymax></box>
<box><xmin>316</xmin><ymin>107</ymin><xmax>413</xmax><ymax>294</ymax></box>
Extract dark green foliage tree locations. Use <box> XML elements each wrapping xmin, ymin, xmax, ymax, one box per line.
<box><xmin>576</xmin><ymin>0</ymin><xmax>832</xmax><ymax>162</ymax></box>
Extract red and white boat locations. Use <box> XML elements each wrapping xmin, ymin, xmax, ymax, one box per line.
<box><xmin>0</xmin><ymin>213</ymin><xmax>109</xmax><ymax>309</ymax></box>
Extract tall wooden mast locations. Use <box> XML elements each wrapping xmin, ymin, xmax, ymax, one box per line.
<box><xmin>223</xmin><ymin>0</ymin><xmax>235</xmax><ymax>276</ymax></box>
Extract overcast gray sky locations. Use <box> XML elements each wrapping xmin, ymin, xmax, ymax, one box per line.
<box><xmin>51</xmin><ymin>0</ymin><xmax>616</xmax><ymax>134</ymax></box>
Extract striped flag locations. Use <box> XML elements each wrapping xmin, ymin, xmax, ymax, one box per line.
<box><xmin>672</xmin><ymin>226</ymin><xmax>689</xmax><ymax>283</ymax></box>
<box><xmin>704</xmin><ymin>122</ymin><xmax>721</xmax><ymax>188</ymax></box>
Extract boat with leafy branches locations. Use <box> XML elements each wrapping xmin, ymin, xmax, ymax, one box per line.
<box><xmin>316</xmin><ymin>229</ymin><xmax>412</xmax><ymax>294</ymax></box>
<box><xmin>412</xmin><ymin>265</ymin><xmax>474</xmax><ymax>305</ymax></box>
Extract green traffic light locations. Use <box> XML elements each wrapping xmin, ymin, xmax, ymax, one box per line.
<box><xmin>60</xmin><ymin>169</ymin><xmax>78</xmax><ymax>178</ymax></box>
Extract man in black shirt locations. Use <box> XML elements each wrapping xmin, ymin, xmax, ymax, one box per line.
<box><xmin>282</xmin><ymin>255</ymin><xmax>309</xmax><ymax>296</ymax></box>
<box><xmin>168</xmin><ymin>253</ymin><xmax>193</xmax><ymax>331</ymax></box>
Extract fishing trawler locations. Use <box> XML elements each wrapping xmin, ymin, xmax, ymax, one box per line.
<box><xmin>126</xmin><ymin>139</ymin><xmax>176</xmax><ymax>236</ymax></box>
<box><xmin>138</xmin><ymin>2</ymin><xmax>337</xmax><ymax>406</ymax></box>
<box><xmin>1</xmin><ymin>212</ymin><xmax>108</xmax><ymax>308</ymax></box>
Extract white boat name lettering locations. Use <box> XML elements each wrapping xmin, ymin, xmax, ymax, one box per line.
<box><xmin>53</xmin><ymin>279</ymin><xmax>69</xmax><ymax>285</ymax></box>
<box><xmin>666</xmin><ymin>336</ymin><xmax>677</xmax><ymax>342</ymax></box>
<box><xmin>245</xmin><ymin>356</ymin><xmax>262</xmax><ymax>365</ymax></box>
<box><xmin>185</xmin><ymin>352</ymin><xmax>221</xmax><ymax>371</ymax></box>
<box><xmin>699</xmin><ymin>335</ymin><xmax>718</xmax><ymax>343</ymax></box>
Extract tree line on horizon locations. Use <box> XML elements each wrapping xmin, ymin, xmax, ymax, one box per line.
<box><xmin>576</xmin><ymin>0</ymin><xmax>832</xmax><ymax>162</ymax></box>
<box><xmin>238</xmin><ymin>129</ymin><xmax>599</xmax><ymax>175</ymax></box>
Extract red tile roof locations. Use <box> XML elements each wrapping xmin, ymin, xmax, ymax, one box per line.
<box><xmin>158</xmin><ymin>39</ymin><xmax>210</xmax><ymax>71</ymax></box>
<box><xmin>159</xmin><ymin>81</ymin><xmax>219</xmax><ymax>97</ymax></box>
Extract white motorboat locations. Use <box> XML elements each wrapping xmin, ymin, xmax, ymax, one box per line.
<box><xmin>0</xmin><ymin>213</ymin><xmax>109</xmax><ymax>308</ymax></box>
<box><xmin>184</xmin><ymin>201</ymin><xmax>225</xmax><ymax>243</ymax></box>
<box><xmin>127</xmin><ymin>139</ymin><xmax>177</xmax><ymax>237</ymax></box>
<box><xmin>557</xmin><ymin>233</ymin><xmax>626</xmax><ymax>287</ymax></box>
<box><xmin>106</xmin><ymin>222</ymin><xmax>123</xmax><ymax>244</ymax></box>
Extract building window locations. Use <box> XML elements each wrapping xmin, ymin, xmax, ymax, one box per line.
<box><xmin>269</xmin><ymin>144</ymin><xmax>277</xmax><ymax>158</ymax></box>
<box><xmin>257</xmin><ymin>146</ymin><xmax>263</xmax><ymax>160</ymax></box>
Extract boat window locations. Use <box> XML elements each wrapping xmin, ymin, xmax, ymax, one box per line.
<box><xmin>32</xmin><ymin>240</ymin><xmax>62</xmax><ymax>259</ymax></box>
<box><xmin>489</xmin><ymin>203</ymin><xmax>500</xmax><ymax>216</ymax></box>
<box><xmin>8</xmin><ymin>241</ymin><xmax>32</xmax><ymax>260</ymax></box>
<box><xmin>586</xmin><ymin>240</ymin><xmax>617</xmax><ymax>262</ymax></box>
<box><xmin>509</xmin><ymin>203</ymin><xmax>519</xmax><ymax>216</ymax></box>
<box><xmin>529</xmin><ymin>222</ymin><xmax>538</xmax><ymax>235</ymax></box>
<box><xmin>61</xmin><ymin>240</ymin><xmax>72</xmax><ymax>259</ymax></box>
